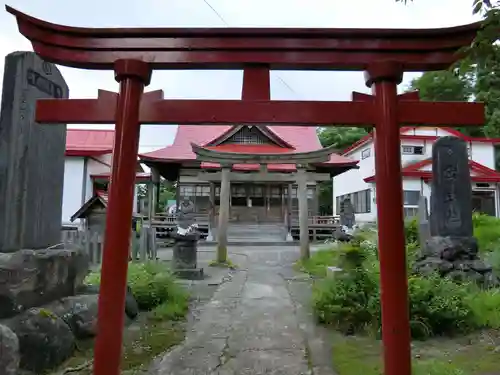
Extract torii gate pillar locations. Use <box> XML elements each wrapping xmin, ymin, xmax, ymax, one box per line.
<box><xmin>92</xmin><ymin>59</ymin><xmax>152</xmax><ymax>375</ymax></box>
<box><xmin>365</xmin><ymin>62</ymin><xmax>411</xmax><ymax>375</ymax></box>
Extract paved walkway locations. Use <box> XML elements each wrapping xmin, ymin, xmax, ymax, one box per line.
<box><xmin>148</xmin><ymin>246</ymin><xmax>335</xmax><ymax>375</ymax></box>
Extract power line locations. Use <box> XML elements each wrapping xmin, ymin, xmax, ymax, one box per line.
<box><xmin>200</xmin><ymin>0</ymin><xmax>301</xmax><ymax>99</ymax></box>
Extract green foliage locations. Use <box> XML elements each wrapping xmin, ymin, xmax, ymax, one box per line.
<box><xmin>407</xmin><ymin>274</ymin><xmax>477</xmax><ymax>339</ymax></box>
<box><xmin>317</xmin><ymin>127</ymin><xmax>368</xmax><ymax>150</ymax></box>
<box><xmin>404</xmin><ymin>218</ymin><xmax>419</xmax><ymax>245</ymax></box>
<box><xmin>85</xmin><ymin>262</ymin><xmax>189</xmax><ymax>312</ymax></box>
<box><xmin>306</xmin><ymin>227</ymin><xmax>500</xmax><ymax>340</ymax></box>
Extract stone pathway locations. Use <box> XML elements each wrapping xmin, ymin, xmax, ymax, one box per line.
<box><xmin>148</xmin><ymin>246</ymin><xmax>335</xmax><ymax>375</ymax></box>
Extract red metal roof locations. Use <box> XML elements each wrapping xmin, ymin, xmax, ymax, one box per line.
<box><xmin>66</xmin><ymin>129</ymin><xmax>114</xmax><ymax>156</ymax></box>
<box><xmin>364</xmin><ymin>158</ymin><xmax>500</xmax><ymax>183</ymax></box>
<box><xmin>139</xmin><ymin>125</ymin><xmax>357</xmax><ymax>168</ymax></box>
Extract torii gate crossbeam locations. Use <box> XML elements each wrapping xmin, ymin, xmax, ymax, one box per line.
<box><xmin>6</xmin><ymin>6</ymin><xmax>485</xmax><ymax>375</ymax></box>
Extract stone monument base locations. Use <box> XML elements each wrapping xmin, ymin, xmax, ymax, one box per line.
<box><xmin>171</xmin><ymin>232</ymin><xmax>204</xmax><ymax>280</ymax></box>
<box><xmin>174</xmin><ymin>268</ymin><xmax>205</xmax><ymax>280</ymax></box>
<box><xmin>414</xmin><ymin>235</ymin><xmax>499</xmax><ymax>287</ymax></box>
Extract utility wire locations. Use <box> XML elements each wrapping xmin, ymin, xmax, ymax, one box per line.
<box><xmin>201</xmin><ymin>0</ymin><xmax>301</xmax><ymax>99</ymax></box>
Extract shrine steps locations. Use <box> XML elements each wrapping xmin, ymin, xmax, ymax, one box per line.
<box><xmin>201</xmin><ymin>223</ymin><xmax>295</xmax><ymax>246</ymax></box>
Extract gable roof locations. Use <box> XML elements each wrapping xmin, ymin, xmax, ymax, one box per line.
<box><xmin>70</xmin><ymin>191</ymin><xmax>108</xmax><ymax>221</ymax></box>
<box><xmin>364</xmin><ymin>158</ymin><xmax>500</xmax><ymax>183</ymax></box>
<box><xmin>139</xmin><ymin>124</ymin><xmax>352</xmax><ymax>166</ymax></box>
<box><xmin>206</xmin><ymin>125</ymin><xmax>294</xmax><ymax>148</ymax></box>
<box><xmin>66</xmin><ymin>129</ymin><xmax>114</xmax><ymax>156</ymax></box>
<box><xmin>342</xmin><ymin>127</ymin><xmax>500</xmax><ymax>156</ymax></box>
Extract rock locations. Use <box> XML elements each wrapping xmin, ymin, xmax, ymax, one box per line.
<box><xmin>4</xmin><ymin>308</ymin><xmax>75</xmax><ymax>373</ymax></box>
<box><xmin>0</xmin><ymin>324</ymin><xmax>19</xmax><ymax>375</ymax></box>
<box><xmin>42</xmin><ymin>295</ymin><xmax>99</xmax><ymax>339</ymax></box>
<box><xmin>423</xmin><ymin>236</ymin><xmax>478</xmax><ymax>260</ymax></box>
<box><xmin>0</xmin><ymin>246</ymin><xmax>90</xmax><ymax>319</ymax></box>
<box><xmin>75</xmin><ymin>284</ymin><xmax>139</xmax><ymax>319</ymax></box>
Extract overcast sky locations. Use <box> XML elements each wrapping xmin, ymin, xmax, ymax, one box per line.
<box><xmin>0</xmin><ymin>0</ymin><xmax>480</xmax><ymax>152</ymax></box>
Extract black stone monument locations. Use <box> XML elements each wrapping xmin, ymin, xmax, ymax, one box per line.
<box><xmin>414</xmin><ymin>137</ymin><xmax>499</xmax><ymax>287</ymax></box>
<box><xmin>0</xmin><ymin>52</ymin><xmax>69</xmax><ymax>252</ymax></box>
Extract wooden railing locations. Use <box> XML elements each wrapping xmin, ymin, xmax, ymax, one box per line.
<box><xmin>60</xmin><ymin>228</ymin><xmax>156</xmax><ymax>267</ymax></box>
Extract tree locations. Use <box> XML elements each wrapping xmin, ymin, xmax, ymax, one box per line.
<box><xmin>315</xmin><ymin>127</ymin><xmax>368</xmax><ymax>215</ymax></box>
<box><xmin>407</xmin><ymin>70</ymin><xmax>473</xmax><ymax>102</ymax></box>
<box><xmin>317</xmin><ymin>126</ymin><xmax>368</xmax><ymax>149</ymax></box>
<box><xmin>405</xmin><ymin>70</ymin><xmax>484</xmax><ymax>136</ymax></box>
<box><xmin>474</xmin><ymin>45</ymin><xmax>500</xmax><ymax>137</ymax></box>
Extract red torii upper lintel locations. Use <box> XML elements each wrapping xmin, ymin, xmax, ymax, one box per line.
<box><xmin>36</xmin><ymin>93</ymin><xmax>484</xmax><ymax>127</ymax></box>
<box><xmin>6</xmin><ymin>5</ymin><xmax>481</xmax><ymax>71</ymax></box>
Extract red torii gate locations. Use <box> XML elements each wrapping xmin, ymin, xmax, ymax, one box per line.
<box><xmin>6</xmin><ymin>6</ymin><xmax>485</xmax><ymax>375</ymax></box>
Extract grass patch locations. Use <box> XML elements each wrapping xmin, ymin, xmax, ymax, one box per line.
<box><xmin>208</xmin><ymin>259</ymin><xmax>238</xmax><ymax>269</ymax></box>
<box><xmin>331</xmin><ymin>330</ymin><xmax>500</xmax><ymax>375</ymax></box>
<box><xmin>48</xmin><ymin>314</ymin><xmax>185</xmax><ymax>375</ymax></box>
<box><xmin>48</xmin><ymin>261</ymin><xmax>190</xmax><ymax>374</ymax></box>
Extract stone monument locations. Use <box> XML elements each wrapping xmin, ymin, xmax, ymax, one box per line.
<box><xmin>0</xmin><ymin>53</ymin><xmax>89</xmax><ymax>317</ymax></box>
<box><xmin>417</xmin><ymin>196</ymin><xmax>431</xmax><ymax>248</ymax></box>
<box><xmin>0</xmin><ymin>52</ymin><xmax>68</xmax><ymax>251</ymax></box>
<box><xmin>171</xmin><ymin>199</ymin><xmax>204</xmax><ymax>279</ymax></box>
<box><xmin>414</xmin><ymin>137</ymin><xmax>498</xmax><ymax>286</ymax></box>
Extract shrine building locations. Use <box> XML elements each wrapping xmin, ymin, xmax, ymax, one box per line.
<box><xmin>333</xmin><ymin>126</ymin><xmax>500</xmax><ymax>223</ymax></box>
<box><xmin>139</xmin><ymin>124</ymin><xmax>357</xmax><ymax>233</ymax></box>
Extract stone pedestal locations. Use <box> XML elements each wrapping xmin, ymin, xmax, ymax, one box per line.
<box><xmin>171</xmin><ymin>232</ymin><xmax>204</xmax><ymax>280</ymax></box>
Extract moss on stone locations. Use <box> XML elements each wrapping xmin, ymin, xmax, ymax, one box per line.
<box><xmin>208</xmin><ymin>259</ymin><xmax>238</xmax><ymax>269</ymax></box>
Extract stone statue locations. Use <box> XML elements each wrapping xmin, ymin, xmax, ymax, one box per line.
<box><xmin>171</xmin><ymin>199</ymin><xmax>203</xmax><ymax>279</ymax></box>
<box><xmin>339</xmin><ymin>198</ymin><xmax>356</xmax><ymax>229</ymax></box>
<box><xmin>176</xmin><ymin>199</ymin><xmax>197</xmax><ymax>235</ymax></box>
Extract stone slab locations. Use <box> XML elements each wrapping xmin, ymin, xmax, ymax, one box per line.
<box><xmin>0</xmin><ymin>52</ymin><xmax>68</xmax><ymax>252</ymax></box>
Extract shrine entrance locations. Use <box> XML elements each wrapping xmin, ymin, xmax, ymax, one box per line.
<box><xmin>7</xmin><ymin>5</ymin><xmax>484</xmax><ymax>375</ymax></box>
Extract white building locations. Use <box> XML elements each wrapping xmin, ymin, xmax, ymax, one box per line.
<box><xmin>62</xmin><ymin>129</ymin><xmax>148</xmax><ymax>227</ymax></box>
<box><xmin>333</xmin><ymin>127</ymin><xmax>500</xmax><ymax>223</ymax></box>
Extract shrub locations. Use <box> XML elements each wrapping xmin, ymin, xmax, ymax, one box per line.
<box><xmin>473</xmin><ymin>212</ymin><xmax>500</xmax><ymax>253</ymax></box>
<box><xmin>85</xmin><ymin>262</ymin><xmax>189</xmax><ymax>312</ymax></box>
<box><xmin>312</xmin><ymin>269</ymin><xmax>380</xmax><ymax>334</ymax></box>
<box><xmin>408</xmin><ymin>274</ymin><xmax>477</xmax><ymax>339</ymax></box>
<box><xmin>404</xmin><ymin>218</ymin><xmax>419</xmax><ymax>245</ymax></box>
<box><xmin>313</xmin><ymin>271</ymin><xmax>478</xmax><ymax>339</ymax></box>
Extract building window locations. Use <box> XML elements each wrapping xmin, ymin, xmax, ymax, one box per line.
<box><xmin>336</xmin><ymin>189</ymin><xmax>371</xmax><ymax>214</ymax></box>
<box><xmin>402</xmin><ymin>145</ymin><xmax>424</xmax><ymax>155</ymax></box>
<box><xmin>361</xmin><ymin>148</ymin><xmax>371</xmax><ymax>159</ymax></box>
<box><xmin>403</xmin><ymin>190</ymin><xmax>420</xmax><ymax>218</ymax></box>
<box><xmin>223</xmin><ymin>126</ymin><xmax>272</xmax><ymax>145</ymax></box>
<box><xmin>403</xmin><ymin>190</ymin><xmax>420</xmax><ymax>206</ymax></box>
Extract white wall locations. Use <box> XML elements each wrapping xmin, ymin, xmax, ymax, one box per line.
<box><xmin>62</xmin><ymin>157</ymin><xmax>85</xmax><ymax>226</ymax></box>
<box><xmin>333</xmin><ymin>128</ymin><xmax>499</xmax><ymax>223</ymax></box>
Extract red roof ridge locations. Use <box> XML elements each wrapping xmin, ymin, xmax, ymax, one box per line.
<box><xmin>364</xmin><ymin>158</ymin><xmax>500</xmax><ymax>183</ymax></box>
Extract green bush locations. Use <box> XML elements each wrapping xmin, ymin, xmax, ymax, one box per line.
<box><xmin>407</xmin><ymin>274</ymin><xmax>477</xmax><ymax>338</ymax></box>
<box><xmin>312</xmin><ymin>269</ymin><xmax>380</xmax><ymax>334</ymax></box>
<box><xmin>404</xmin><ymin>218</ymin><xmax>419</xmax><ymax>245</ymax></box>
<box><xmin>85</xmin><ymin>262</ymin><xmax>189</xmax><ymax>312</ymax></box>
<box><xmin>308</xmin><ymin>237</ymin><xmax>500</xmax><ymax>340</ymax></box>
